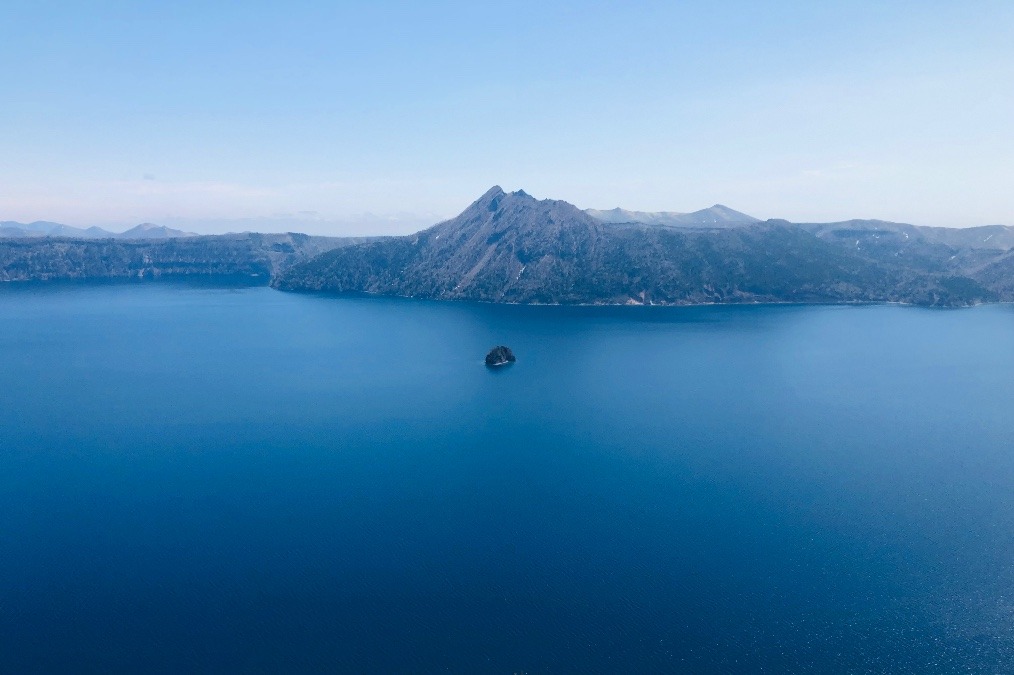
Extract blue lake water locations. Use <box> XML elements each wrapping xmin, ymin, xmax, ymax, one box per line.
<box><xmin>2</xmin><ymin>282</ymin><xmax>1014</xmax><ymax>672</ymax></box>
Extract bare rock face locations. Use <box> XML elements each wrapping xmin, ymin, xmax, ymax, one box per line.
<box><xmin>485</xmin><ymin>345</ymin><xmax>516</xmax><ymax>367</ymax></box>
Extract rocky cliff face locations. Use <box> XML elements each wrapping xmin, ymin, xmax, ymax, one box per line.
<box><xmin>275</xmin><ymin>187</ymin><xmax>1009</xmax><ymax>307</ymax></box>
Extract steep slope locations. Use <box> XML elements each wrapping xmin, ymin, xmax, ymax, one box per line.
<box><xmin>275</xmin><ymin>187</ymin><xmax>606</xmax><ymax>302</ymax></box>
<box><xmin>275</xmin><ymin>188</ymin><xmax>999</xmax><ymax>306</ymax></box>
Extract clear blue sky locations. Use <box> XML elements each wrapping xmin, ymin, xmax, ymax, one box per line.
<box><xmin>2</xmin><ymin>1</ymin><xmax>1012</xmax><ymax>234</ymax></box>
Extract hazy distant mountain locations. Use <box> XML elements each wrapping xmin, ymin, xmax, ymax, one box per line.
<box><xmin>585</xmin><ymin>204</ymin><xmax>760</xmax><ymax>227</ymax></box>
<box><xmin>0</xmin><ymin>221</ymin><xmax>112</xmax><ymax>238</ymax></box>
<box><xmin>274</xmin><ymin>187</ymin><xmax>1008</xmax><ymax>307</ymax></box>
<box><xmin>0</xmin><ymin>220</ymin><xmax>194</xmax><ymax>239</ymax></box>
<box><xmin>118</xmin><ymin>223</ymin><xmax>195</xmax><ymax>239</ymax></box>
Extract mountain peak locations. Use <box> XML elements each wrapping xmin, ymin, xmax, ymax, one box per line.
<box><xmin>119</xmin><ymin>223</ymin><xmax>195</xmax><ymax>239</ymax></box>
<box><xmin>688</xmin><ymin>204</ymin><xmax>760</xmax><ymax>224</ymax></box>
<box><xmin>476</xmin><ymin>186</ymin><xmax>539</xmax><ymax>203</ymax></box>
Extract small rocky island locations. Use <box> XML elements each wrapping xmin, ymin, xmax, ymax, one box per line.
<box><xmin>485</xmin><ymin>345</ymin><xmax>516</xmax><ymax>367</ymax></box>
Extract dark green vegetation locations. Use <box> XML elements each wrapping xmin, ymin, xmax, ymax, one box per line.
<box><xmin>275</xmin><ymin>187</ymin><xmax>1014</xmax><ymax>307</ymax></box>
<box><xmin>0</xmin><ymin>233</ymin><xmax>367</xmax><ymax>282</ymax></box>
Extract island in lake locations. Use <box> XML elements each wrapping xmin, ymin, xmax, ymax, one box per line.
<box><xmin>485</xmin><ymin>345</ymin><xmax>516</xmax><ymax>367</ymax></box>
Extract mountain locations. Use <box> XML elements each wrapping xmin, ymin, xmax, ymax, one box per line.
<box><xmin>585</xmin><ymin>204</ymin><xmax>760</xmax><ymax>227</ymax></box>
<box><xmin>118</xmin><ymin>223</ymin><xmax>195</xmax><ymax>239</ymax></box>
<box><xmin>0</xmin><ymin>221</ymin><xmax>113</xmax><ymax>238</ymax></box>
<box><xmin>274</xmin><ymin>187</ymin><xmax>1006</xmax><ymax>307</ymax></box>
<box><xmin>5</xmin><ymin>189</ymin><xmax>1012</xmax><ymax>307</ymax></box>
<box><xmin>0</xmin><ymin>220</ymin><xmax>193</xmax><ymax>239</ymax></box>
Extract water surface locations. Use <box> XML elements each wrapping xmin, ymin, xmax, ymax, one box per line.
<box><xmin>2</xmin><ymin>283</ymin><xmax>1014</xmax><ymax>672</ymax></box>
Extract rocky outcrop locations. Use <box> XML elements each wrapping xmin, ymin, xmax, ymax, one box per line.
<box><xmin>485</xmin><ymin>345</ymin><xmax>516</xmax><ymax>367</ymax></box>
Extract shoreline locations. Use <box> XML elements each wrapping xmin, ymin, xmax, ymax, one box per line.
<box><xmin>0</xmin><ymin>275</ymin><xmax>1004</xmax><ymax>310</ymax></box>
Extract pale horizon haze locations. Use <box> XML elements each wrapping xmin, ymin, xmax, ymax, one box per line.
<box><xmin>2</xmin><ymin>1</ymin><xmax>1012</xmax><ymax>235</ymax></box>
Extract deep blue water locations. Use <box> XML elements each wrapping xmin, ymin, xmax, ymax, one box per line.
<box><xmin>3</xmin><ymin>283</ymin><xmax>1014</xmax><ymax>673</ymax></box>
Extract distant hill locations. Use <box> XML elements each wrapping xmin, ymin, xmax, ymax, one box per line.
<box><xmin>274</xmin><ymin>187</ymin><xmax>1009</xmax><ymax>307</ymax></box>
<box><xmin>0</xmin><ymin>221</ymin><xmax>107</xmax><ymax>238</ymax></box>
<box><xmin>798</xmin><ymin>219</ymin><xmax>1014</xmax><ymax>250</ymax></box>
<box><xmin>118</xmin><ymin>223</ymin><xmax>194</xmax><ymax>239</ymax></box>
<box><xmin>585</xmin><ymin>204</ymin><xmax>761</xmax><ymax>227</ymax></box>
<box><xmin>0</xmin><ymin>220</ymin><xmax>195</xmax><ymax>239</ymax></box>
<box><xmin>0</xmin><ymin>233</ymin><xmax>370</xmax><ymax>282</ymax></box>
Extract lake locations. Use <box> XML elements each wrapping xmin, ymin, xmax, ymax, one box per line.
<box><xmin>2</xmin><ymin>282</ymin><xmax>1014</xmax><ymax>672</ymax></box>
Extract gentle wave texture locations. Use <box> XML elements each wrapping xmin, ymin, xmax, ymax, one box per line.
<box><xmin>2</xmin><ymin>283</ymin><xmax>1014</xmax><ymax>672</ymax></box>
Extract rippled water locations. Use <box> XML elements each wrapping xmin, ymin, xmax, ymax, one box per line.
<box><xmin>2</xmin><ymin>283</ymin><xmax>1014</xmax><ymax>672</ymax></box>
